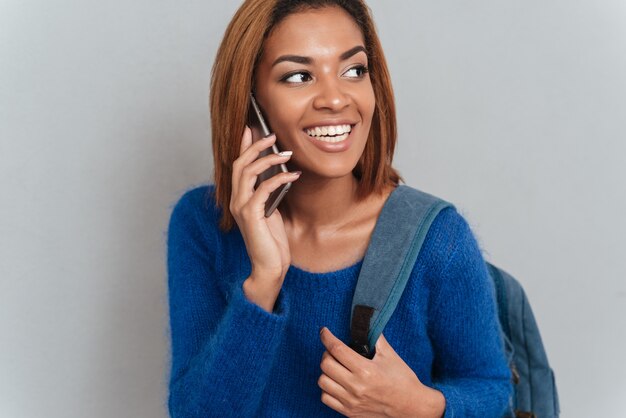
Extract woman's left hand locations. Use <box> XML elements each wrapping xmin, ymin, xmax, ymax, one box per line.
<box><xmin>318</xmin><ymin>327</ymin><xmax>446</xmax><ymax>418</ymax></box>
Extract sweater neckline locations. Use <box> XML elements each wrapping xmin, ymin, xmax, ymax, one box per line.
<box><xmin>282</xmin><ymin>258</ymin><xmax>364</xmax><ymax>292</ymax></box>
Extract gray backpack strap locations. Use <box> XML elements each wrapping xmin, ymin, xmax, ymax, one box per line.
<box><xmin>349</xmin><ymin>185</ymin><xmax>453</xmax><ymax>358</ymax></box>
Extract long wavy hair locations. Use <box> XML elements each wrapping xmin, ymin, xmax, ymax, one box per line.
<box><xmin>210</xmin><ymin>0</ymin><xmax>402</xmax><ymax>231</ymax></box>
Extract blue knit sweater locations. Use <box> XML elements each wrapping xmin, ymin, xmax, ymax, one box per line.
<box><xmin>166</xmin><ymin>184</ymin><xmax>512</xmax><ymax>417</ymax></box>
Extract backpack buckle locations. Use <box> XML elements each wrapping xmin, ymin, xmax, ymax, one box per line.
<box><xmin>511</xmin><ymin>362</ymin><xmax>520</xmax><ymax>384</ymax></box>
<box><xmin>350</xmin><ymin>305</ymin><xmax>375</xmax><ymax>359</ymax></box>
<box><xmin>349</xmin><ymin>342</ymin><xmax>375</xmax><ymax>359</ymax></box>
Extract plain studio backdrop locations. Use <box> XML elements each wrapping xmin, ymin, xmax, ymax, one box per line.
<box><xmin>1</xmin><ymin>0</ymin><xmax>624</xmax><ymax>416</ymax></box>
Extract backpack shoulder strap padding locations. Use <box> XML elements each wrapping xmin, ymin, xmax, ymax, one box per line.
<box><xmin>350</xmin><ymin>184</ymin><xmax>453</xmax><ymax>354</ymax></box>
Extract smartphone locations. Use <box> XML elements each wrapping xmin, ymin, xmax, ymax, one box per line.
<box><xmin>248</xmin><ymin>92</ymin><xmax>292</xmax><ymax>217</ymax></box>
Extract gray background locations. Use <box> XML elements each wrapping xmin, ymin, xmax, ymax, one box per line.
<box><xmin>1</xmin><ymin>0</ymin><xmax>624</xmax><ymax>416</ymax></box>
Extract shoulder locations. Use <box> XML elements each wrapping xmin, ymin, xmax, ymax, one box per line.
<box><xmin>169</xmin><ymin>184</ymin><xmax>220</xmax><ymax>224</ymax></box>
<box><xmin>394</xmin><ymin>185</ymin><xmax>475</xmax><ymax>252</ymax></box>
<box><xmin>397</xmin><ymin>185</ymin><xmax>483</xmax><ymax>275</ymax></box>
<box><xmin>167</xmin><ymin>184</ymin><xmax>224</xmax><ymax>252</ymax></box>
<box><xmin>170</xmin><ymin>183</ymin><xmax>217</xmax><ymax>214</ymax></box>
<box><xmin>408</xmin><ymin>192</ymin><xmax>491</xmax><ymax>303</ymax></box>
<box><xmin>429</xmin><ymin>205</ymin><xmax>476</xmax><ymax>252</ymax></box>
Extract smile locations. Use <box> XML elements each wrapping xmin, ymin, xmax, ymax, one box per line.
<box><xmin>305</xmin><ymin>124</ymin><xmax>352</xmax><ymax>143</ymax></box>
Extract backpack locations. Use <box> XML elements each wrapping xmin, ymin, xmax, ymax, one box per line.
<box><xmin>349</xmin><ymin>185</ymin><xmax>560</xmax><ymax>418</ymax></box>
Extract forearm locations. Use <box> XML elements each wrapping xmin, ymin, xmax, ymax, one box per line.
<box><xmin>168</xmin><ymin>283</ymin><xmax>289</xmax><ymax>417</ymax></box>
<box><xmin>432</xmin><ymin>377</ymin><xmax>512</xmax><ymax>418</ymax></box>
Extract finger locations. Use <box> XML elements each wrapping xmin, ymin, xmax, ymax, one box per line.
<box><xmin>238</xmin><ymin>151</ymin><xmax>293</xmax><ymax>195</ymax></box>
<box><xmin>239</xmin><ymin>133</ymin><xmax>276</xmax><ymax>161</ymax></box>
<box><xmin>232</xmin><ymin>134</ymin><xmax>277</xmax><ymax>200</ymax></box>
<box><xmin>320</xmin><ymin>391</ymin><xmax>347</xmax><ymax>416</ymax></box>
<box><xmin>239</xmin><ymin>125</ymin><xmax>253</xmax><ymax>155</ymax></box>
<box><xmin>317</xmin><ymin>373</ymin><xmax>350</xmax><ymax>402</ymax></box>
<box><xmin>320</xmin><ymin>327</ymin><xmax>364</xmax><ymax>372</ymax></box>
<box><xmin>245</xmin><ymin>170</ymin><xmax>301</xmax><ymax>215</ymax></box>
<box><xmin>319</xmin><ymin>351</ymin><xmax>353</xmax><ymax>390</ymax></box>
<box><xmin>232</xmin><ymin>125</ymin><xmax>252</xmax><ymax>193</ymax></box>
<box><xmin>232</xmin><ymin>127</ymin><xmax>253</xmax><ymax>198</ymax></box>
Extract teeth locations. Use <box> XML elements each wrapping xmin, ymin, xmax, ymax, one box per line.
<box><xmin>313</xmin><ymin>133</ymin><xmax>349</xmax><ymax>143</ymax></box>
<box><xmin>305</xmin><ymin>124</ymin><xmax>352</xmax><ymax>138</ymax></box>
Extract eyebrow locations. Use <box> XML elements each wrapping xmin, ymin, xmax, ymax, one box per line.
<box><xmin>271</xmin><ymin>45</ymin><xmax>367</xmax><ymax>67</ymax></box>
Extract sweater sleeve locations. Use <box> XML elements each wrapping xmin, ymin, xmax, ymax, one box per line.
<box><xmin>425</xmin><ymin>207</ymin><xmax>513</xmax><ymax>417</ymax></box>
<box><xmin>166</xmin><ymin>187</ymin><xmax>289</xmax><ymax>417</ymax></box>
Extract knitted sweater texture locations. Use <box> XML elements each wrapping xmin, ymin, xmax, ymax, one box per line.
<box><xmin>166</xmin><ymin>184</ymin><xmax>512</xmax><ymax>417</ymax></box>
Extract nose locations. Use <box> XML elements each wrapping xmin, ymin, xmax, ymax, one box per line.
<box><xmin>312</xmin><ymin>77</ymin><xmax>350</xmax><ymax>112</ymax></box>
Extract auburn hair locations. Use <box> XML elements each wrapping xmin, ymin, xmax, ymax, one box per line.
<box><xmin>210</xmin><ymin>0</ymin><xmax>402</xmax><ymax>231</ymax></box>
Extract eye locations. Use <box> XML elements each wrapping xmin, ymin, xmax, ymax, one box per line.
<box><xmin>281</xmin><ymin>71</ymin><xmax>312</xmax><ymax>84</ymax></box>
<box><xmin>343</xmin><ymin>65</ymin><xmax>369</xmax><ymax>79</ymax></box>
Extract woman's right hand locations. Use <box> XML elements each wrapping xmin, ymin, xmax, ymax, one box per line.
<box><xmin>230</xmin><ymin>126</ymin><xmax>301</xmax><ymax>312</ymax></box>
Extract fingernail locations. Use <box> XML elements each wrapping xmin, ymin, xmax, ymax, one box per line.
<box><xmin>263</xmin><ymin>134</ymin><xmax>276</xmax><ymax>141</ymax></box>
<box><xmin>319</xmin><ymin>326</ymin><xmax>325</xmax><ymax>335</ymax></box>
<box><xmin>291</xmin><ymin>171</ymin><xmax>302</xmax><ymax>177</ymax></box>
<box><xmin>278</xmin><ymin>151</ymin><xmax>293</xmax><ymax>157</ymax></box>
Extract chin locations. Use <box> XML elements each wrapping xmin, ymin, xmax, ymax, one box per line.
<box><xmin>282</xmin><ymin>129</ymin><xmax>367</xmax><ymax>179</ymax></box>
<box><xmin>300</xmin><ymin>162</ymin><xmax>359</xmax><ymax>180</ymax></box>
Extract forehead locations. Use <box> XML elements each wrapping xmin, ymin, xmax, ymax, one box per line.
<box><xmin>262</xmin><ymin>6</ymin><xmax>365</xmax><ymax>61</ymax></box>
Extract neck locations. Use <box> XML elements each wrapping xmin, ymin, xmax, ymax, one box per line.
<box><xmin>280</xmin><ymin>173</ymin><xmax>362</xmax><ymax>233</ymax></box>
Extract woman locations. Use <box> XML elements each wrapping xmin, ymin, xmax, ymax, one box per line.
<box><xmin>166</xmin><ymin>0</ymin><xmax>512</xmax><ymax>416</ymax></box>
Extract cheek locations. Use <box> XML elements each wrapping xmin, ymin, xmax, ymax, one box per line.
<box><xmin>253</xmin><ymin>84</ymin><xmax>299</xmax><ymax>132</ymax></box>
<box><xmin>268</xmin><ymin>97</ymin><xmax>308</xmax><ymax>136</ymax></box>
<box><xmin>363</xmin><ymin>85</ymin><xmax>376</xmax><ymax>122</ymax></box>
<box><xmin>274</xmin><ymin>106</ymin><xmax>300</xmax><ymax>129</ymax></box>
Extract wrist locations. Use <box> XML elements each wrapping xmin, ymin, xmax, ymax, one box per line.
<box><xmin>242</xmin><ymin>276</ymin><xmax>281</xmax><ymax>313</ymax></box>
<box><xmin>395</xmin><ymin>382</ymin><xmax>445</xmax><ymax>418</ymax></box>
<box><xmin>250</xmin><ymin>262</ymin><xmax>285</xmax><ymax>284</ymax></box>
<box><xmin>416</xmin><ymin>385</ymin><xmax>445</xmax><ymax>418</ymax></box>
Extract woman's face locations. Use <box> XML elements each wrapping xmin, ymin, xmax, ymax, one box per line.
<box><xmin>253</xmin><ymin>6</ymin><xmax>375</xmax><ymax>179</ymax></box>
